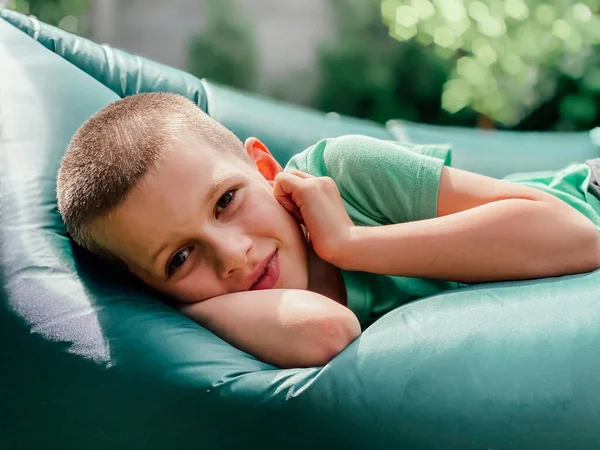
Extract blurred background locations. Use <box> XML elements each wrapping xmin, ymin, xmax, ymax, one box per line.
<box><xmin>4</xmin><ymin>0</ymin><xmax>600</xmax><ymax>131</ymax></box>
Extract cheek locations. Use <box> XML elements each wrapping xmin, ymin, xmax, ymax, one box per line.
<box><xmin>243</xmin><ymin>190</ymin><xmax>293</xmax><ymax>233</ymax></box>
<box><xmin>165</xmin><ymin>268</ymin><xmax>222</xmax><ymax>304</ymax></box>
<box><xmin>246</xmin><ymin>190</ymin><xmax>307</xmax><ymax>260</ymax></box>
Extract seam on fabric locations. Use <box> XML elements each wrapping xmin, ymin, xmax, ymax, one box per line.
<box><xmin>101</xmin><ymin>44</ymin><xmax>115</xmax><ymax>67</ymax></box>
<box><xmin>100</xmin><ymin>44</ymin><xmax>125</xmax><ymax>97</ymax></box>
<box><xmin>28</xmin><ymin>14</ymin><xmax>40</xmax><ymax>40</ymax></box>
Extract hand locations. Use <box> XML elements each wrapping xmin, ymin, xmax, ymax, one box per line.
<box><xmin>272</xmin><ymin>170</ymin><xmax>355</xmax><ymax>264</ymax></box>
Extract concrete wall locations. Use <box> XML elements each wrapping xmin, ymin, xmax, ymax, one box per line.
<box><xmin>91</xmin><ymin>0</ymin><xmax>334</xmax><ymax>95</ymax></box>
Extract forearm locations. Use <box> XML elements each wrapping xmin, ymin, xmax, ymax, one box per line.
<box><xmin>179</xmin><ymin>289</ymin><xmax>361</xmax><ymax>368</ymax></box>
<box><xmin>338</xmin><ymin>199</ymin><xmax>600</xmax><ymax>283</ymax></box>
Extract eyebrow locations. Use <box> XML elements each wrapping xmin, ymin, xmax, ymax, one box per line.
<box><xmin>148</xmin><ymin>176</ymin><xmax>230</xmax><ymax>273</ymax></box>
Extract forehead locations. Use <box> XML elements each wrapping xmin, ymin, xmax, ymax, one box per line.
<box><xmin>163</xmin><ymin>133</ymin><xmax>248</xmax><ymax>176</ymax></box>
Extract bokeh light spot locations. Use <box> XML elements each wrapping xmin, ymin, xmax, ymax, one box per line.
<box><xmin>535</xmin><ymin>4</ymin><xmax>556</xmax><ymax>25</ymax></box>
<box><xmin>552</xmin><ymin>19</ymin><xmax>572</xmax><ymax>40</ymax></box>
<box><xmin>396</xmin><ymin>5</ymin><xmax>419</xmax><ymax>27</ymax></box>
<box><xmin>573</xmin><ymin>3</ymin><xmax>592</xmax><ymax>23</ymax></box>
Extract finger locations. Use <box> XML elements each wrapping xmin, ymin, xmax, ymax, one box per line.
<box><xmin>276</xmin><ymin>197</ymin><xmax>297</xmax><ymax>214</ymax></box>
<box><xmin>286</xmin><ymin>169</ymin><xmax>315</xmax><ymax>179</ymax></box>
<box><xmin>272</xmin><ymin>175</ymin><xmax>302</xmax><ymax>213</ymax></box>
<box><xmin>273</xmin><ymin>193</ymin><xmax>304</xmax><ymax>224</ymax></box>
<box><xmin>272</xmin><ymin>172</ymin><xmax>304</xmax><ymax>198</ymax></box>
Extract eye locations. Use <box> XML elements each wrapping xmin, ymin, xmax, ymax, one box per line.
<box><xmin>167</xmin><ymin>247</ymin><xmax>192</xmax><ymax>276</ymax></box>
<box><xmin>215</xmin><ymin>189</ymin><xmax>238</xmax><ymax>215</ymax></box>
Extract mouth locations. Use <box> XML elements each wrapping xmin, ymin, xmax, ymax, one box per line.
<box><xmin>248</xmin><ymin>250</ymin><xmax>279</xmax><ymax>291</ymax></box>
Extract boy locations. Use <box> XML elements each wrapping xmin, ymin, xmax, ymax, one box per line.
<box><xmin>57</xmin><ymin>93</ymin><xmax>600</xmax><ymax>369</ymax></box>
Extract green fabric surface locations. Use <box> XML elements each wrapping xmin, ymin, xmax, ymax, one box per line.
<box><xmin>3</xmin><ymin>9</ymin><xmax>600</xmax><ymax>450</ymax></box>
<box><xmin>388</xmin><ymin>118</ymin><xmax>600</xmax><ymax>179</ymax></box>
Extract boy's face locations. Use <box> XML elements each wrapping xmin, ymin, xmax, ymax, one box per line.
<box><xmin>92</xmin><ymin>133</ymin><xmax>309</xmax><ymax>304</ymax></box>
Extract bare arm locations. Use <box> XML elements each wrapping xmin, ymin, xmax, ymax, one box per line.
<box><xmin>178</xmin><ymin>289</ymin><xmax>361</xmax><ymax>369</ymax></box>
<box><xmin>336</xmin><ymin>166</ymin><xmax>600</xmax><ymax>283</ymax></box>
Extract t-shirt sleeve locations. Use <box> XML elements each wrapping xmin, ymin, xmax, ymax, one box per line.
<box><xmin>285</xmin><ymin>135</ymin><xmax>452</xmax><ymax>225</ymax></box>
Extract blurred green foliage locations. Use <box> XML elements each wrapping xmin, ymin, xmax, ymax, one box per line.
<box><xmin>381</xmin><ymin>0</ymin><xmax>600</xmax><ymax>130</ymax></box>
<box><xmin>7</xmin><ymin>0</ymin><xmax>89</xmax><ymax>34</ymax></box>
<box><xmin>187</xmin><ymin>0</ymin><xmax>258</xmax><ymax>91</ymax></box>
<box><xmin>314</xmin><ymin>0</ymin><xmax>477</xmax><ymax>127</ymax></box>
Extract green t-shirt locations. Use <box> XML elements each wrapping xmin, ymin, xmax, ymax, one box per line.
<box><xmin>285</xmin><ymin>135</ymin><xmax>600</xmax><ymax>327</ymax></box>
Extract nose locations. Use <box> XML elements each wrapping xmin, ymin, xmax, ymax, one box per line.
<box><xmin>209</xmin><ymin>228</ymin><xmax>253</xmax><ymax>279</ymax></box>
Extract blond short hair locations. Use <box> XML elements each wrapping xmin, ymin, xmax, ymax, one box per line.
<box><xmin>57</xmin><ymin>92</ymin><xmax>246</xmax><ymax>256</ymax></box>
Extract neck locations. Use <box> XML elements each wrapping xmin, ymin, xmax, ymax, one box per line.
<box><xmin>306</xmin><ymin>242</ymin><xmax>347</xmax><ymax>307</ymax></box>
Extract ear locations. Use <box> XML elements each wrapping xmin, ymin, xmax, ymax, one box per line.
<box><xmin>244</xmin><ymin>137</ymin><xmax>283</xmax><ymax>182</ymax></box>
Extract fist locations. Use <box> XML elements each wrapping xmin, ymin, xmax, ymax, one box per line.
<box><xmin>272</xmin><ymin>170</ymin><xmax>354</xmax><ymax>264</ymax></box>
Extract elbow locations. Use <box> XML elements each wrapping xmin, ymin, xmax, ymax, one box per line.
<box><xmin>308</xmin><ymin>311</ymin><xmax>362</xmax><ymax>367</ymax></box>
<box><xmin>583</xmin><ymin>226</ymin><xmax>600</xmax><ymax>272</ymax></box>
<box><xmin>525</xmin><ymin>213</ymin><xmax>600</xmax><ymax>278</ymax></box>
<box><xmin>558</xmin><ymin>218</ymin><xmax>600</xmax><ymax>275</ymax></box>
<box><xmin>573</xmin><ymin>218</ymin><xmax>600</xmax><ymax>273</ymax></box>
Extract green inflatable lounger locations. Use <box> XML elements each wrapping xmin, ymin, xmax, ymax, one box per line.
<box><xmin>2</xmin><ymin>9</ymin><xmax>600</xmax><ymax>449</ymax></box>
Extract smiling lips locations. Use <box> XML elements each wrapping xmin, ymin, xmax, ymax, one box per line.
<box><xmin>248</xmin><ymin>250</ymin><xmax>279</xmax><ymax>291</ymax></box>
